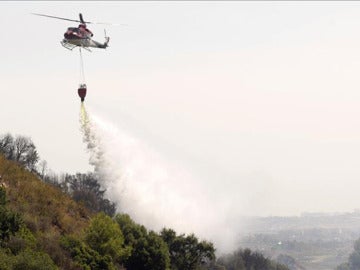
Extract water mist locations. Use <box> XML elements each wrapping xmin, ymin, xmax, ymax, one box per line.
<box><xmin>80</xmin><ymin>104</ymin><xmax>239</xmax><ymax>253</ymax></box>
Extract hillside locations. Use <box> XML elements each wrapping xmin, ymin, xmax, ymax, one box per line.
<box><xmin>0</xmin><ymin>155</ymin><xmax>90</xmax><ymax>233</ymax></box>
<box><xmin>0</xmin><ymin>138</ymin><xmax>290</xmax><ymax>270</ymax></box>
<box><xmin>0</xmin><ymin>154</ymin><xmax>213</xmax><ymax>270</ymax></box>
<box><xmin>0</xmin><ymin>154</ymin><xmax>92</xmax><ymax>269</ymax></box>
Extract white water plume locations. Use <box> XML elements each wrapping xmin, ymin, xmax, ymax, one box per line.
<box><xmin>80</xmin><ymin>105</ymin><xmax>239</xmax><ymax>252</ymax></box>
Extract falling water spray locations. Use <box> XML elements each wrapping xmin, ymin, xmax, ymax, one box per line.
<box><xmin>79</xmin><ymin>105</ymin><xmax>240</xmax><ymax>253</ymax></box>
<box><xmin>80</xmin><ymin>103</ymin><xmax>103</xmax><ymax>174</ymax></box>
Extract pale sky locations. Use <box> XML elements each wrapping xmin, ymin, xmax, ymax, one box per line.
<box><xmin>2</xmin><ymin>1</ymin><xmax>360</xmax><ymax>218</ymax></box>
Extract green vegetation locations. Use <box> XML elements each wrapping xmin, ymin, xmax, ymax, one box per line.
<box><xmin>0</xmin><ymin>249</ymin><xmax>58</xmax><ymax>270</ymax></box>
<box><xmin>63</xmin><ymin>173</ymin><xmax>116</xmax><ymax>217</ymax></box>
<box><xmin>160</xmin><ymin>228</ymin><xmax>215</xmax><ymax>270</ymax></box>
<box><xmin>61</xmin><ymin>213</ymin><xmax>130</xmax><ymax>270</ymax></box>
<box><xmin>0</xmin><ymin>184</ymin><xmax>58</xmax><ymax>270</ymax></box>
<box><xmin>0</xmin><ymin>188</ymin><xmax>22</xmax><ymax>242</ymax></box>
<box><xmin>217</xmin><ymin>249</ymin><xmax>289</xmax><ymax>270</ymax></box>
<box><xmin>0</xmin><ymin>133</ymin><xmax>289</xmax><ymax>269</ymax></box>
<box><xmin>116</xmin><ymin>214</ymin><xmax>170</xmax><ymax>270</ymax></box>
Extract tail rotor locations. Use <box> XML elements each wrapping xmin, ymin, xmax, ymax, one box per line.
<box><xmin>104</xmin><ymin>29</ymin><xmax>110</xmax><ymax>47</ymax></box>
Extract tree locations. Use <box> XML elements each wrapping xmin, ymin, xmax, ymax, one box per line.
<box><xmin>0</xmin><ymin>249</ymin><xmax>58</xmax><ymax>270</ymax></box>
<box><xmin>62</xmin><ymin>213</ymin><xmax>131</xmax><ymax>270</ymax></box>
<box><xmin>12</xmin><ymin>250</ymin><xmax>58</xmax><ymax>270</ymax></box>
<box><xmin>115</xmin><ymin>214</ymin><xmax>170</xmax><ymax>270</ymax></box>
<box><xmin>217</xmin><ymin>252</ymin><xmax>245</xmax><ymax>270</ymax></box>
<box><xmin>160</xmin><ymin>228</ymin><xmax>215</xmax><ymax>270</ymax></box>
<box><xmin>0</xmin><ymin>133</ymin><xmax>14</xmax><ymax>160</ymax></box>
<box><xmin>217</xmin><ymin>249</ymin><xmax>289</xmax><ymax>270</ymax></box>
<box><xmin>38</xmin><ymin>160</ymin><xmax>48</xmax><ymax>179</ymax></box>
<box><xmin>64</xmin><ymin>173</ymin><xmax>116</xmax><ymax>216</ymax></box>
<box><xmin>85</xmin><ymin>213</ymin><xmax>130</xmax><ymax>264</ymax></box>
<box><xmin>0</xmin><ymin>187</ymin><xmax>6</xmax><ymax>206</ymax></box>
<box><xmin>0</xmin><ymin>187</ymin><xmax>23</xmax><ymax>243</ymax></box>
<box><xmin>0</xmin><ymin>134</ymin><xmax>39</xmax><ymax>171</ymax></box>
<box><xmin>13</xmin><ymin>136</ymin><xmax>39</xmax><ymax>171</ymax></box>
<box><xmin>61</xmin><ymin>235</ymin><xmax>115</xmax><ymax>270</ymax></box>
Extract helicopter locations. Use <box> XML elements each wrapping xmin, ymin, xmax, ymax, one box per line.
<box><xmin>32</xmin><ymin>13</ymin><xmax>110</xmax><ymax>51</ymax></box>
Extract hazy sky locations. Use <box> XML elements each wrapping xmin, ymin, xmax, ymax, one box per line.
<box><xmin>2</xmin><ymin>1</ymin><xmax>360</xmax><ymax>217</ymax></box>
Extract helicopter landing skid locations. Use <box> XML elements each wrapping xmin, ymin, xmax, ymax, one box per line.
<box><xmin>60</xmin><ymin>40</ymin><xmax>77</xmax><ymax>50</ymax></box>
<box><xmin>60</xmin><ymin>41</ymin><xmax>92</xmax><ymax>52</ymax></box>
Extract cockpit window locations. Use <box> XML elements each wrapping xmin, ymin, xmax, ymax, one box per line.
<box><xmin>68</xmin><ymin>27</ymin><xmax>79</xmax><ymax>33</ymax></box>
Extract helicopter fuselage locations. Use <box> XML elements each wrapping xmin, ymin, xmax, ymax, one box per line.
<box><xmin>64</xmin><ymin>24</ymin><xmax>93</xmax><ymax>39</ymax></box>
<box><xmin>62</xmin><ymin>24</ymin><xmax>109</xmax><ymax>50</ymax></box>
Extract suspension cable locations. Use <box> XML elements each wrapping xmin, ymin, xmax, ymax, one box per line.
<box><xmin>79</xmin><ymin>48</ymin><xmax>86</xmax><ymax>84</ymax></box>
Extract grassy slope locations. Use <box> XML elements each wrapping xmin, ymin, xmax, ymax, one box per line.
<box><xmin>0</xmin><ymin>155</ymin><xmax>92</xmax><ymax>268</ymax></box>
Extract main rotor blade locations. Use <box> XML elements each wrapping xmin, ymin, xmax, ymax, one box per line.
<box><xmin>32</xmin><ymin>13</ymin><xmax>82</xmax><ymax>23</ymax></box>
<box><xmin>90</xmin><ymin>21</ymin><xmax>128</xmax><ymax>26</ymax></box>
<box><xmin>32</xmin><ymin>13</ymin><xmax>125</xmax><ymax>26</ymax></box>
